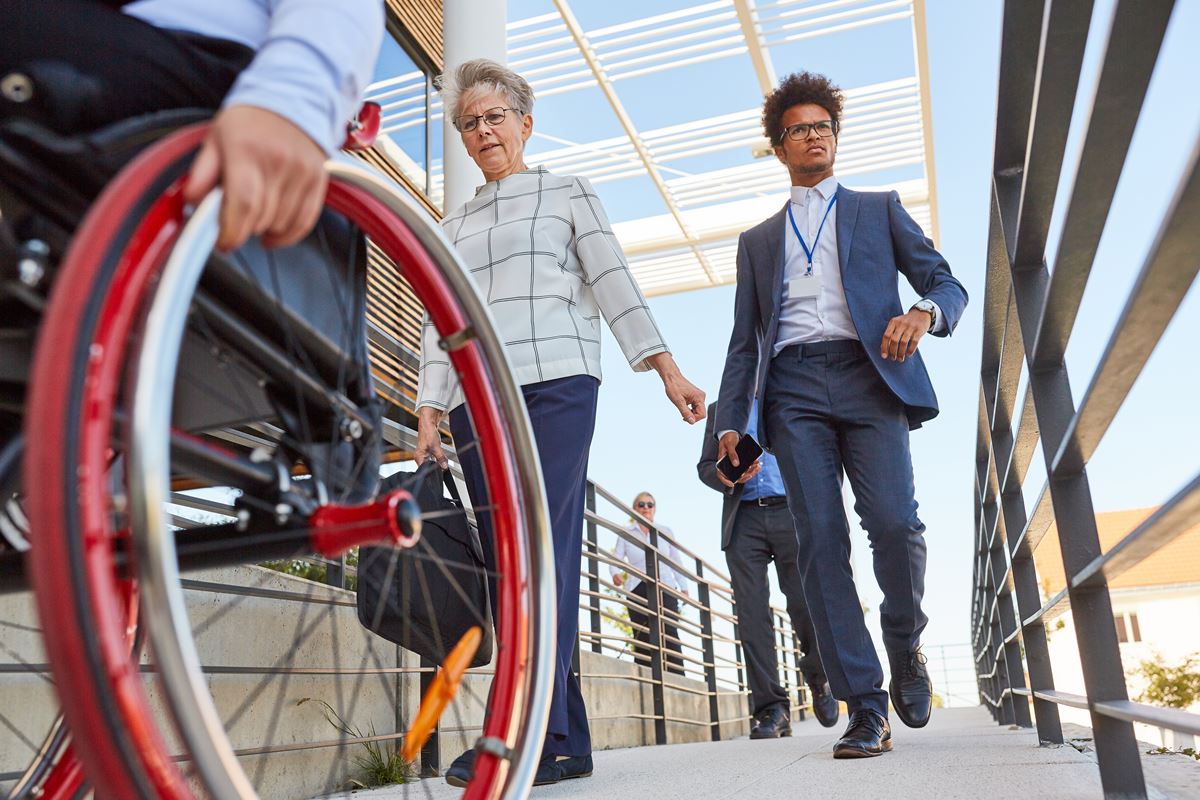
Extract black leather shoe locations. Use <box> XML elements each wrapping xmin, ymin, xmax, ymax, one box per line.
<box><xmin>833</xmin><ymin>709</ymin><xmax>892</xmax><ymax>758</ymax></box>
<box><xmin>809</xmin><ymin>681</ymin><xmax>840</xmax><ymax>728</ymax></box>
<box><xmin>534</xmin><ymin>754</ymin><xmax>593</xmax><ymax>786</ymax></box>
<box><xmin>888</xmin><ymin>647</ymin><xmax>933</xmax><ymax>728</ymax></box>
<box><xmin>749</xmin><ymin>704</ymin><xmax>791</xmax><ymax>739</ymax></box>
<box><xmin>444</xmin><ymin>748</ymin><xmax>476</xmax><ymax>787</ymax></box>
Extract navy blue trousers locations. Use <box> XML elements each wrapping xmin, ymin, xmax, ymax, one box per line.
<box><xmin>449</xmin><ymin>374</ymin><xmax>598</xmax><ymax>758</ymax></box>
<box><xmin>764</xmin><ymin>340</ymin><xmax>928</xmax><ymax>719</ymax></box>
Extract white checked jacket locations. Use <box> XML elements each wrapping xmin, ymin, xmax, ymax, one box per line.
<box><xmin>416</xmin><ymin>167</ymin><xmax>670</xmax><ymax>412</ymax></box>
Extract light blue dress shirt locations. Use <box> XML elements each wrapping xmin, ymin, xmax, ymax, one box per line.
<box><xmin>740</xmin><ymin>399</ymin><xmax>786</xmax><ymax>501</ymax></box>
<box><xmin>124</xmin><ymin>0</ymin><xmax>384</xmax><ymax>154</ymax></box>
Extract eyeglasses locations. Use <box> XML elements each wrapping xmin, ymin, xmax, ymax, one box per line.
<box><xmin>636</xmin><ymin>501</ymin><xmax>655</xmax><ymax>509</ymax></box>
<box><xmin>780</xmin><ymin>119</ymin><xmax>839</xmax><ymax>143</ymax></box>
<box><xmin>453</xmin><ymin>107</ymin><xmax>518</xmax><ymax>133</ymax></box>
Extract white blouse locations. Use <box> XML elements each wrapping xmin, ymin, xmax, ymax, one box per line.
<box><xmin>416</xmin><ymin>167</ymin><xmax>669</xmax><ymax>412</ymax></box>
<box><xmin>611</xmin><ymin>523</ymin><xmax>690</xmax><ymax>594</ymax></box>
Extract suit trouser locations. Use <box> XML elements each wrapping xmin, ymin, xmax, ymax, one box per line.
<box><xmin>450</xmin><ymin>375</ymin><xmax>598</xmax><ymax>758</ymax></box>
<box><xmin>724</xmin><ymin>501</ymin><xmax>827</xmax><ymax>716</ymax></box>
<box><xmin>1</xmin><ymin>0</ymin><xmax>253</xmax><ymax>134</ymax></box>
<box><xmin>627</xmin><ymin>581</ymin><xmax>686</xmax><ymax>676</ymax></box>
<box><xmin>764</xmin><ymin>340</ymin><xmax>928</xmax><ymax>719</ymax></box>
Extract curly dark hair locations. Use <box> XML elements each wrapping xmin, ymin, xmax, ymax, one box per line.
<box><xmin>761</xmin><ymin>71</ymin><xmax>845</xmax><ymax>145</ymax></box>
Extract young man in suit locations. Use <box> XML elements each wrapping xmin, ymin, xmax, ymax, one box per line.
<box><xmin>713</xmin><ymin>72</ymin><xmax>967</xmax><ymax>758</ymax></box>
<box><xmin>698</xmin><ymin>399</ymin><xmax>840</xmax><ymax>738</ymax></box>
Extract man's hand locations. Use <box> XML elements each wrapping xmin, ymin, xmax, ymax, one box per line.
<box><xmin>715</xmin><ymin>431</ymin><xmax>763</xmax><ymax>488</ymax></box>
<box><xmin>880</xmin><ymin>308</ymin><xmax>933</xmax><ymax>362</ymax></box>
<box><xmin>414</xmin><ymin>407</ymin><xmax>448</xmax><ymax>469</ymax></box>
<box><xmin>613</xmin><ymin>573</ymin><xmax>625</xmax><ymax>588</ymax></box>
<box><xmin>184</xmin><ymin>105</ymin><xmax>328</xmax><ymax>252</ymax></box>
<box><xmin>646</xmin><ymin>353</ymin><xmax>706</xmax><ymax>424</ymax></box>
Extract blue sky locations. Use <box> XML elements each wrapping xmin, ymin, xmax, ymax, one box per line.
<box><xmin>550</xmin><ymin>0</ymin><xmax>1200</xmax><ymax>651</ymax></box>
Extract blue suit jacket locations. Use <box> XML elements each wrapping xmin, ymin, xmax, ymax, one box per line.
<box><xmin>714</xmin><ymin>186</ymin><xmax>968</xmax><ymax>449</ymax></box>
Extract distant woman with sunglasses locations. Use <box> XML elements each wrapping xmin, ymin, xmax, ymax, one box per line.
<box><xmin>414</xmin><ymin>59</ymin><xmax>706</xmax><ymax>787</ymax></box>
<box><xmin>611</xmin><ymin>491</ymin><xmax>689</xmax><ymax>676</ymax></box>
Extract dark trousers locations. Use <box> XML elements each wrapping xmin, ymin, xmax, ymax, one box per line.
<box><xmin>764</xmin><ymin>340</ymin><xmax>928</xmax><ymax>719</ymax></box>
<box><xmin>725</xmin><ymin>501</ymin><xmax>826</xmax><ymax>716</ymax></box>
<box><xmin>450</xmin><ymin>375</ymin><xmax>599</xmax><ymax>758</ymax></box>
<box><xmin>1</xmin><ymin>0</ymin><xmax>252</xmax><ymax>134</ymax></box>
<box><xmin>628</xmin><ymin>581</ymin><xmax>686</xmax><ymax>676</ymax></box>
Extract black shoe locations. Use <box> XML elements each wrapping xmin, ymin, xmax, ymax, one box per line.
<box><xmin>444</xmin><ymin>748</ymin><xmax>476</xmax><ymax>787</ymax></box>
<box><xmin>534</xmin><ymin>754</ymin><xmax>593</xmax><ymax>786</ymax></box>
<box><xmin>888</xmin><ymin>647</ymin><xmax>933</xmax><ymax>728</ymax></box>
<box><xmin>749</xmin><ymin>704</ymin><xmax>792</xmax><ymax>739</ymax></box>
<box><xmin>809</xmin><ymin>681</ymin><xmax>840</xmax><ymax>728</ymax></box>
<box><xmin>832</xmin><ymin>709</ymin><xmax>892</xmax><ymax>759</ymax></box>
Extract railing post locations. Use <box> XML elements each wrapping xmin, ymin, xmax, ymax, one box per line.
<box><xmin>984</xmin><ymin>498</ymin><xmax>1031</xmax><ymax>727</ymax></box>
<box><xmin>325</xmin><ymin>554</ymin><xmax>345</xmax><ymax>589</ymax></box>
<box><xmin>642</xmin><ymin>524</ymin><xmax>668</xmax><ymax>745</ymax></box>
<box><xmin>790</xmin><ymin>624</ymin><xmax>807</xmax><ymax>722</ymax></box>
<box><xmin>418</xmin><ymin>654</ymin><xmax>440</xmax><ymax>777</ymax></box>
<box><xmin>696</xmin><ymin>561</ymin><xmax>720</xmax><ymax>741</ymax></box>
<box><xmin>731</xmin><ymin>599</ymin><xmax>747</xmax><ymax>721</ymax></box>
<box><xmin>585</xmin><ymin>483</ymin><xmax>602</xmax><ymax>653</ymax></box>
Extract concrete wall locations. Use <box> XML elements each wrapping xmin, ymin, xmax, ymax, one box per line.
<box><xmin>1</xmin><ymin>568</ymin><xmax>750</xmax><ymax>799</ymax></box>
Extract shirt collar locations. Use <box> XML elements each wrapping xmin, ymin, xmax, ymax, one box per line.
<box><xmin>474</xmin><ymin>164</ymin><xmax>548</xmax><ymax>195</ymax></box>
<box><xmin>789</xmin><ymin>174</ymin><xmax>839</xmax><ymax>206</ymax></box>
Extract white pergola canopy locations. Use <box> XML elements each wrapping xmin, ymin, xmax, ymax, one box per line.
<box><xmin>367</xmin><ymin>0</ymin><xmax>937</xmax><ymax>297</ymax></box>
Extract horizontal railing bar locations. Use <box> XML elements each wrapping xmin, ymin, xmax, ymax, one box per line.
<box><xmin>1071</xmin><ymin>473</ymin><xmax>1200</xmax><ymax>589</ymax></box>
<box><xmin>1012</xmin><ymin>688</ymin><xmax>1032</xmax><ymax>697</ymax></box>
<box><xmin>1023</xmin><ymin>588</ymin><xmax>1069</xmax><ymax>628</ymax></box>
<box><xmin>1033</xmin><ymin>690</ymin><xmax>1089</xmax><ymax>710</ymax></box>
<box><xmin>1009</xmin><ymin>0</ymin><xmax>1093</xmax><ymax>269</ymax></box>
<box><xmin>1050</xmin><ymin>139</ymin><xmax>1200</xmax><ymax>476</ymax></box>
<box><xmin>1092</xmin><ymin>700</ymin><xmax>1200</xmax><ymax>736</ymax></box>
<box><xmin>1029</xmin><ymin>0</ymin><xmax>1176</xmax><ymax>370</ymax></box>
<box><xmin>180</xmin><ymin>578</ymin><xmax>354</xmax><ymax>607</ymax></box>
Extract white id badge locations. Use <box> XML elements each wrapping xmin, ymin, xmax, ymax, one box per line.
<box><xmin>788</xmin><ymin>273</ymin><xmax>821</xmax><ymax>299</ymax></box>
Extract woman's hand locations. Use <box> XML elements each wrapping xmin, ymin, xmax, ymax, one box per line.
<box><xmin>414</xmin><ymin>406</ymin><xmax>448</xmax><ymax>469</ymax></box>
<box><xmin>646</xmin><ymin>353</ymin><xmax>706</xmax><ymax>424</ymax></box>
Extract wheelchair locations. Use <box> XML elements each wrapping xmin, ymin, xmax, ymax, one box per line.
<box><xmin>0</xmin><ymin>104</ymin><xmax>554</xmax><ymax>800</ymax></box>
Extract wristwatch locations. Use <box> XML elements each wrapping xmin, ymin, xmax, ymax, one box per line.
<box><xmin>913</xmin><ymin>298</ymin><xmax>937</xmax><ymax>331</ymax></box>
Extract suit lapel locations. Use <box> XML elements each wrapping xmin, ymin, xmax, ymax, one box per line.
<box><xmin>761</xmin><ymin>203</ymin><xmax>787</xmax><ymax>320</ymax></box>
<box><xmin>835</xmin><ymin>186</ymin><xmax>860</xmax><ymax>277</ymax></box>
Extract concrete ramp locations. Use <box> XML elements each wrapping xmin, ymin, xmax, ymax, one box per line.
<box><xmin>335</xmin><ymin>706</ymin><xmax>1166</xmax><ymax>799</ymax></box>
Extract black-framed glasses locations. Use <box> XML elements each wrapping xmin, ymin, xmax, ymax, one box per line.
<box><xmin>780</xmin><ymin>119</ymin><xmax>839</xmax><ymax>143</ymax></box>
<box><xmin>636</xmin><ymin>501</ymin><xmax>655</xmax><ymax>509</ymax></box>
<box><xmin>453</xmin><ymin>106</ymin><xmax>518</xmax><ymax>133</ymax></box>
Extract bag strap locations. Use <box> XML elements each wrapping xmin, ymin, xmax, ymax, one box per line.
<box><xmin>412</xmin><ymin>458</ymin><xmax>463</xmax><ymax>503</ymax></box>
<box><xmin>442</xmin><ymin>468</ymin><xmax>462</xmax><ymax>503</ymax></box>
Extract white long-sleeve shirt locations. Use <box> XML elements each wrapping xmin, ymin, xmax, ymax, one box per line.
<box><xmin>775</xmin><ymin>175</ymin><xmax>945</xmax><ymax>353</ymax></box>
<box><xmin>417</xmin><ymin>168</ymin><xmax>669</xmax><ymax>412</ymax></box>
<box><xmin>610</xmin><ymin>523</ymin><xmax>689</xmax><ymax>594</ymax></box>
<box><xmin>124</xmin><ymin>0</ymin><xmax>384</xmax><ymax>154</ymax></box>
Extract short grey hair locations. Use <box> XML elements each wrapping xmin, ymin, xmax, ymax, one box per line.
<box><xmin>437</xmin><ymin>59</ymin><xmax>535</xmax><ymax>124</ymax></box>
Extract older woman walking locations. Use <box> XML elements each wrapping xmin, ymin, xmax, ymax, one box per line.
<box><xmin>414</xmin><ymin>59</ymin><xmax>705</xmax><ymax>786</ymax></box>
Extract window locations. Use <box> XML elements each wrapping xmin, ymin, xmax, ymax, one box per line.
<box><xmin>1114</xmin><ymin>611</ymin><xmax>1141</xmax><ymax>644</ymax></box>
<box><xmin>366</xmin><ymin>26</ymin><xmax>444</xmax><ymax>210</ymax></box>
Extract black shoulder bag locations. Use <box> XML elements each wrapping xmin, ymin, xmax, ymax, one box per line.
<box><xmin>356</xmin><ymin>464</ymin><xmax>493</xmax><ymax>667</ymax></box>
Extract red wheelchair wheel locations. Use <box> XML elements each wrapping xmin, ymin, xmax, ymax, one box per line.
<box><xmin>25</xmin><ymin>124</ymin><xmax>555</xmax><ymax>799</ymax></box>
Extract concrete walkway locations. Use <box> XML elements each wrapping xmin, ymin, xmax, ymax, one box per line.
<box><xmin>332</xmin><ymin>706</ymin><xmax>1200</xmax><ymax>799</ymax></box>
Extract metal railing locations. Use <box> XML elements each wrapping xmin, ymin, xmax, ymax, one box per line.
<box><xmin>578</xmin><ymin>481</ymin><xmax>812</xmax><ymax>744</ymax></box>
<box><xmin>972</xmin><ymin>1</ymin><xmax>1198</xmax><ymax>797</ymax></box>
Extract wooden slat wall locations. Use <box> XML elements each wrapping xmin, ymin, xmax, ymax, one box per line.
<box><xmin>352</xmin><ymin>145</ymin><xmax>441</xmax><ymax>413</ymax></box>
<box><xmin>385</xmin><ymin>0</ymin><xmax>444</xmax><ymax>70</ymax></box>
<box><xmin>354</xmin><ymin>6</ymin><xmax>443</xmax><ymax>416</ymax></box>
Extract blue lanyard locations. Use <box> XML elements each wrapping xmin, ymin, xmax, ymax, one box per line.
<box><xmin>787</xmin><ymin>193</ymin><xmax>837</xmax><ymax>276</ymax></box>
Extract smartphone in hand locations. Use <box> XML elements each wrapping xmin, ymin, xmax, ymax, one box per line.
<box><xmin>716</xmin><ymin>433</ymin><xmax>764</xmax><ymax>483</ymax></box>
